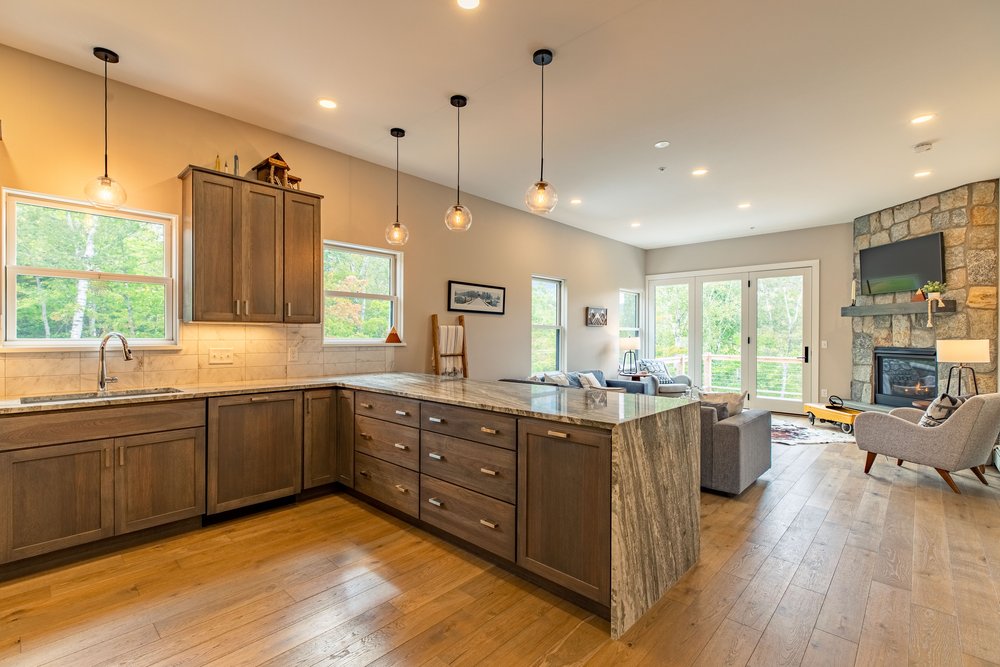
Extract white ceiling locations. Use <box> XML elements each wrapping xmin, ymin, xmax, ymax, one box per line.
<box><xmin>1</xmin><ymin>0</ymin><xmax>999</xmax><ymax>249</ymax></box>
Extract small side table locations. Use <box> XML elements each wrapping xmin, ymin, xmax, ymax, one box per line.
<box><xmin>911</xmin><ymin>399</ymin><xmax>932</xmax><ymax>409</ymax></box>
<box><xmin>620</xmin><ymin>372</ymin><xmax>649</xmax><ymax>381</ymax></box>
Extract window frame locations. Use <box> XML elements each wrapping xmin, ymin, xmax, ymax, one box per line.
<box><xmin>618</xmin><ymin>288</ymin><xmax>641</xmax><ymax>349</ymax></box>
<box><xmin>323</xmin><ymin>240</ymin><xmax>404</xmax><ymax>346</ymax></box>
<box><xmin>530</xmin><ymin>275</ymin><xmax>566</xmax><ymax>372</ymax></box>
<box><xmin>2</xmin><ymin>188</ymin><xmax>178</xmax><ymax>350</ymax></box>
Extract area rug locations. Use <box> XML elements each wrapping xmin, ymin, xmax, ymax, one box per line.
<box><xmin>771</xmin><ymin>418</ymin><xmax>856</xmax><ymax>446</ymax></box>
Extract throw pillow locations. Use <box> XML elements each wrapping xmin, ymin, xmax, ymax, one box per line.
<box><xmin>698</xmin><ymin>390</ymin><xmax>744</xmax><ymax>417</ymax></box>
<box><xmin>919</xmin><ymin>393</ymin><xmax>966</xmax><ymax>427</ymax></box>
<box><xmin>703</xmin><ymin>402</ymin><xmax>730</xmax><ymax>421</ymax></box>
<box><xmin>637</xmin><ymin>358</ymin><xmax>673</xmax><ymax>384</ymax></box>
<box><xmin>578</xmin><ymin>372</ymin><xmax>603</xmax><ymax>389</ymax></box>
<box><xmin>542</xmin><ymin>371</ymin><xmax>570</xmax><ymax>386</ymax></box>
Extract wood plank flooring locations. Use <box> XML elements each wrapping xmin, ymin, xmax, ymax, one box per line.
<box><xmin>1</xmin><ymin>431</ymin><xmax>999</xmax><ymax>666</ymax></box>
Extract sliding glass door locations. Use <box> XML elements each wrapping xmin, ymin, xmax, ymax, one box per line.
<box><xmin>649</xmin><ymin>265</ymin><xmax>814</xmax><ymax>412</ymax></box>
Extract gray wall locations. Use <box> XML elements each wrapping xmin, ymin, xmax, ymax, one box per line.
<box><xmin>645</xmin><ymin>223</ymin><xmax>855</xmax><ymax>399</ymax></box>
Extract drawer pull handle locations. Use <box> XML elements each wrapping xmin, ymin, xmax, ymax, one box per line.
<box><xmin>479</xmin><ymin>519</ymin><xmax>498</xmax><ymax>529</ymax></box>
<box><xmin>480</xmin><ymin>426</ymin><xmax>498</xmax><ymax>435</ymax></box>
<box><xmin>547</xmin><ymin>430</ymin><xmax>569</xmax><ymax>439</ymax></box>
<box><xmin>428</xmin><ymin>452</ymin><xmax>444</xmax><ymax>461</ymax></box>
<box><xmin>360</xmin><ymin>402</ymin><xmax>373</xmax><ymax>409</ymax></box>
<box><xmin>250</xmin><ymin>396</ymin><xmax>270</xmax><ymax>402</ymax></box>
<box><xmin>428</xmin><ymin>497</ymin><xmax>443</xmax><ymax>507</ymax></box>
<box><xmin>360</xmin><ymin>432</ymin><xmax>373</xmax><ymax>440</ymax></box>
<box><xmin>394</xmin><ymin>484</ymin><xmax>408</xmax><ymax>493</ymax></box>
<box><xmin>359</xmin><ymin>470</ymin><xmax>370</xmax><ymax>478</ymax></box>
<box><xmin>480</xmin><ymin>467</ymin><xmax>498</xmax><ymax>476</ymax></box>
<box><xmin>395</xmin><ymin>410</ymin><xmax>409</xmax><ymax>416</ymax></box>
<box><xmin>393</xmin><ymin>443</ymin><xmax>408</xmax><ymax>450</ymax></box>
<box><xmin>428</xmin><ymin>417</ymin><xmax>445</xmax><ymax>424</ymax></box>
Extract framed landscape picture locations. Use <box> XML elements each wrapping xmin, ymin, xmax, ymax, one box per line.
<box><xmin>586</xmin><ymin>306</ymin><xmax>608</xmax><ymax>326</ymax></box>
<box><xmin>447</xmin><ymin>280</ymin><xmax>506</xmax><ymax>315</ymax></box>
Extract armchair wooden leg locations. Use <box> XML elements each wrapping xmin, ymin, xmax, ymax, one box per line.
<box><xmin>864</xmin><ymin>451</ymin><xmax>877</xmax><ymax>474</ymax></box>
<box><xmin>972</xmin><ymin>467</ymin><xmax>990</xmax><ymax>486</ymax></box>
<box><xmin>897</xmin><ymin>459</ymin><xmax>904</xmax><ymax>467</ymax></box>
<box><xmin>935</xmin><ymin>468</ymin><xmax>961</xmax><ymax>494</ymax></box>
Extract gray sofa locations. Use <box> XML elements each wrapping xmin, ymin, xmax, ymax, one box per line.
<box><xmin>500</xmin><ymin>369</ymin><xmax>648</xmax><ymax>394</ymax></box>
<box><xmin>700</xmin><ymin>406</ymin><xmax>772</xmax><ymax>495</ymax></box>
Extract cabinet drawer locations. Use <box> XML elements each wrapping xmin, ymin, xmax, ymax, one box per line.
<box><xmin>421</xmin><ymin>432</ymin><xmax>516</xmax><ymax>503</ymax></box>
<box><xmin>355</xmin><ymin>453</ymin><xmax>419</xmax><ymax>518</ymax></box>
<box><xmin>420</xmin><ymin>402</ymin><xmax>516</xmax><ymax>450</ymax></box>
<box><xmin>355</xmin><ymin>416</ymin><xmax>419</xmax><ymax>471</ymax></box>
<box><xmin>355</xmin><ymin>391</ymin><xmax>420</xmax><ymax>427</ymax></box>
<box><xmin>420</xmin><ymin>475</ymin><xmax>515</xmax><ymax>562</ymax></box>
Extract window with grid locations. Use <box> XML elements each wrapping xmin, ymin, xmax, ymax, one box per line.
<box><xmin>3</xmin><ymin>190</ymin><xmax>175</xmax><ymax>346</ymax></box>
<box><xmin>619</xmin><ymin>289</ymin><xmax>641</xmax><ymax>357</ymax></box>
<box><xmin>531</xmin><ymin>276</ymin><xmax>564</xmax><ymax>373</ymax></box>
<box><xmin>323</xmin><ymin>242</ymin><xmax>402</xmax><ymax>343</ymax></box>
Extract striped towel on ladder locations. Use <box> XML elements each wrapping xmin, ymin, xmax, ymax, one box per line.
<box><xmin>438</xmin><ymin>325</ymin><xmax>464</xmax><ymax>376</ymax></box>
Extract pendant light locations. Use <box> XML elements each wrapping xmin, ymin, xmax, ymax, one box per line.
<box><xmin>385</xmin><ymin>128</ymin><xmax>409</xmax><ymax>246</ymax></box>
<box><xmin>525</xmin><ymin>48</ymin><xmax>557</xmax><ymax>214</ymax></box>
<box><xmin>444</xmin><ymin>95</ymin><xmax>472</xmax><ymax>232</ymax></box>
<box><xmin>84</xmin><ymin>47</ymin><xmax>127</xmax><ymax>209</ymax></box>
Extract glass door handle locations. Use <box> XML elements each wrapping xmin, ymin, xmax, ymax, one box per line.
<box><xmin>796</xmin><ymin>347</ymin><xmax>810</xmax><ymax>363</ymax></box>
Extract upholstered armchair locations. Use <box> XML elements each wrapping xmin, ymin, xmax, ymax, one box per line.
<box><xmin>854</xmin><ymin>393</ymin><xmax>1000</xmax><ymax>493</ymax></box>
<box><xmin>637</xmin><ymin>358</ymin><xmax>693</xmax><ymax>397</ymax></box>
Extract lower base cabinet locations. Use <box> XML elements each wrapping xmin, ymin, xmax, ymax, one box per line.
<box><xmin>354</xmin><ymin>452</ymin><xmax>419</xmax><ymax>518</ymax></box>
<box><xmin>420</xmin><ymin>474</ymin><xmax>515</xmax><ymax>561</ymax></box>
<box><xmin>303</xmin><ymin>389</ymin><xmax>337</xmax><ymax>489</ymax></box>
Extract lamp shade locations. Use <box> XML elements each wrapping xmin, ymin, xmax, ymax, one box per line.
<box><xmin>620</xmin><ymin>337</ymin><xmax>641</xmax><ymax>352</ymax></box>
<box><xmin>936</xmin><ymin>339</ymin><xmax>990</xmax><ymax>364</ymax></box>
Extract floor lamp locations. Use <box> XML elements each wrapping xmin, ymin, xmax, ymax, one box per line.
<box><xmin>620</xmin><ymin>337</ymin><xmax>640</xmax><ymax>375</ymax></box>
<box><xmin>936</xmin><ymin>339</ymin><xmax>990</xmax><ymax>395</ymax></box>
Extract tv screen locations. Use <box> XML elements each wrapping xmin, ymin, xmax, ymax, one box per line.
<box><xmin>859</xmin><ymin>232</ymin><xmax>944</xmax><ymax>295</ymax></box>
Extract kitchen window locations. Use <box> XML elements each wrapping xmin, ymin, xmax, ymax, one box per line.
<box><xmin>324</xmin><ymin>241</ymin><xmax>403</xmax><ymax>343</ymax></box>
<box><xmin>531</xmin><ymin>275</ymin><xmax>565</xmax><ymax>373</ymax></box>
<box><xmin>619</xmin><ymin>289</ymin><xmax>641</xmax><ymax>357</ymax></box>
<box><xmin>2</xmin><ymin>189</ymin><xmax>176</xmax><ymax>347</ymax></box>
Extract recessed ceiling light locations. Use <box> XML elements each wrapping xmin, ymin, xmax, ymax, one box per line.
<box><xmin>317</xmin><ymin>98</ymin><xmax>337</xmax><ymax>109</ymax></box>
<box><xmin>653</xmin><ymin>140</ymin><xmax>670</xmax><ymax>149</ymax></box>
<box><xmin>570</xmin><ymin>198</ymin><xmax>582</xmax><ymax>205</ymax></box>
<box><xmin>457</xmin><ymin>0</ymin><xmax>480</xmax><ymax>8</ymax></box>
<box><xmin>630</xmin><ymin>222</ymin><xmax>641</xmax><ymax>228</ymax></box>
<box><xmin>914</xmin><ymin>170</ymin><xmax>932</xmax><ymax>178</ymax></box>
<box><xmin>911</xmin><ymin>113</ymin><xmax>936</xmax><ymax>125</ymax></box>
<box><xmin>737</xmin><ymin>202</ymin><xmax>752</xmax><ymax>209</ymax></box>
<box><xmin>691</xmin><ymin>168</ymin><xmax>709</xmax><ymax>176</ymax></box>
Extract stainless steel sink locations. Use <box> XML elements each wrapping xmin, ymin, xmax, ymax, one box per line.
<box><xmin>20</xmin><ymin>387</ymin><xmax>185</xmax><ymax>404</ymax></box>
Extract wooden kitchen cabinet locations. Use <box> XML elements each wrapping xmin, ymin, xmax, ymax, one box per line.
<box><xmin>335</xmin><ymin>389</ymin><xmax>355</xmax><ymax>487</ymax></box>
<box><xmin>115</xmin><ymin>428</ymin><xmax>206</xmax><ymax>534</ymax></box>
<box><xmin>303</xmin><ymin>389</ymin><xmax>337</xmax><ymax>489</ymax></box>
<box><xmin>180</xmin><ymin>166</ymin><xmax>322</xmax><ymax>324</ymax></box>
<box><xmin>0</xmin><ymin>439</ymin><xmax>115</xmax><ymax>562</ymax></box>
<box><xmin>207</xmin><ymin>391</ymin><xmax>303</xmax><ymax>513</ymax></box>
<box><xmin>517</xmin><ymin>419</ymin><xmax>611</xmax><ymax>604</ymax></box>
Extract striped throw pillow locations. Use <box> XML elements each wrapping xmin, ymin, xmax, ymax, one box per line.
<box><xmin>918</xmin><ymin>393</ymin><xmax>966</xmax><ymax>427</ymax></box>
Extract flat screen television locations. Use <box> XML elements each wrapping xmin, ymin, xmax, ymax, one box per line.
<box><xmin>859</xmin><ymin>232</ymin><xmax>944</xmax><ymax>295</ymax></box>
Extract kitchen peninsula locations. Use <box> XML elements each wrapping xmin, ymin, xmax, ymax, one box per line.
<box><xmin>0</xmin><ymin>372</ymin><xmax>700</xmax><ymax>639</ymax></box>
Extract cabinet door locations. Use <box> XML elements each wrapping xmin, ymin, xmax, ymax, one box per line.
<box><xmin>207</xmin><ymin>392</ymin><xmax>303</xmax><ymax>514</ymax></box>
<box><xmin>336</xmin><ymin>389</ymin><xmax>355</xmax><ymax>487</ymax></box>
<box><xmin>242</xmin><ymin>183</ymin><xmax>284</xmax><ymax>322</ymax></box>
<box><xmin>0</xmin><ymin>439</ymin><xmax>114</xmax><ymax>563</ymax></box>
<box><xmin>303</xmin><ymin>389</ymin><xmax>337</xmax><ymax>489</ymax></box>
<box><xmin>517</xmin><ymin>420</ymin><xmax>611</xmax><ymax>604</ymax></box>
<box><xmin>283</xmin><ymin>192</ymin><xmax>322</xmax><ymax>323</ymax></box>
<box><xmin>115</xmin><ymin>428</ymin><xmax>206</xmax><ymax>535</ymax></box>
<box><xmin>191</xmin><ymin>171</ymin><xmax>241</xmax><ymax>321</ymax></box>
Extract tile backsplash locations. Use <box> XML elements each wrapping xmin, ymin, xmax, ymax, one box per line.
<box><xmin>0</xmin><ymin>323</ymin><xmax>396</xmax><ymax>399</ymax></box>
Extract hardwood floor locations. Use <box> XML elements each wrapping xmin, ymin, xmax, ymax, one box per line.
<box><xmin>1</xmin><ymin>434</ymin><xmax>999</xmax><ymax>665</ymax></box>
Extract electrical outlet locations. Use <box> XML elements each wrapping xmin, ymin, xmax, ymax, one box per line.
<box><xmin>287</xmin><ymin>347</ymin><xmax>299</xmax><ymax>362</ymax></box>
<box><xmin>208</xmin><ymin>348</ymin><xmax>234</xmax><ymax>365</ymax></box>
<box><xmin>821</xmin><ymin>340</ymin><xmax>828</xmax><ymax>349</ymax></box>
<box><xmin>821</xmin><ymin>388</ymin><xmax>828</xmax><ymax>398</ymax></box>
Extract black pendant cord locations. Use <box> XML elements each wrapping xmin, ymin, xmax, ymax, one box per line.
<box><xmin>394</xmin><ymin>135</ymin><xmax>400</xmax><ymax>224</ymax></box>
<box><xmin>102</xmin><ymin>57</ymin><xmax>109</xmax><ymax>178</ymax></box>
<box><xmin>456</xmin><ymin>105</ymin><xmax>462</xmax><ymax>205</ymax></box>
<box><xmin>539</xmin><ymin>62</ymin><xmax>545</xmax><ymax>183</ymax></box>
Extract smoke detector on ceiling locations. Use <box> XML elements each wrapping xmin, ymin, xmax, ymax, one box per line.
<box><xmin>913</xmin><ymin>141</ymin><xmax>934</xmax><ymax>153</ymax></box>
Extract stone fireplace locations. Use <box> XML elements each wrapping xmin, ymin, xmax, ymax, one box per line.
<box><xmin>850</xmin><ymin>180</ymin><xmax>999</xmax><ymax>404</ymax></box>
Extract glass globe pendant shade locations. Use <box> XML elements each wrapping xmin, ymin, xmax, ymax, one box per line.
<box><xmin>525</xmin><ymin>180</ymin><xmax>557</xmax><ymax>214</ymax></box>
<box><xmin>85</xmin><ymin>174</ymin><xmax>127</xmax><ymax>209</ymax></box>
<box><xmin>385</xmin><ymin>221</ymin><xmax>409</xmax><ymax>246</ymax></box>
<box><xmin>444</xmin><ymin>203</ymin><xmax>472</xmax><ymax>231</ymax></box>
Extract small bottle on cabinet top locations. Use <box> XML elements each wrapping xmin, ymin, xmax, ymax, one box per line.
<box><xmin>233</xmin><ymin>153</ymin><xmax>239</xmax><ymax>176</ymax></box>
<box><xmin>213</xmin><ymin>154</ymin><xmax>221</xmax><ymax>171</ymax></box>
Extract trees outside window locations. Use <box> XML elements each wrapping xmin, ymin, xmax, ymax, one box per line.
<box><xmin>531</xmin><ymin>276</ymin><xmax>564</xmax><ymax>373</ymax></box>
<box><xmin>323</xmin><ymin>242</ymin><xmax>402</xmax><ymax>343</ymax></box>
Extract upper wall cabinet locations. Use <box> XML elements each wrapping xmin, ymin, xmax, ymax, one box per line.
<box><xmin>179</xmin><ymin>166</ymin><xmax>323</xmax><ymax>324</ymax></box>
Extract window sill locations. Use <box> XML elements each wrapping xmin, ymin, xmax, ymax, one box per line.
<box><xmin>1</xmin><ymin>342</ymin><xmax>182</xmax><ymax>354</ymax></box>
<box><xmin>323</xmin><ymin>341</ymin><xmax>406</xmax><ymax>348</ymax></box>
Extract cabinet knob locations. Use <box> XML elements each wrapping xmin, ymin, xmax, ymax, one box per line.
<box><xmin>479</xmin><ymin>519</ymin><xmax>498</xmax><ymax>530</ymax></box>
<box><xmin>360</xmin><ymin>432</ymin><xmax>373</xmax><ymax>440</ymax></box>
<box><xmin>360</xmin><ymin>402</ymin><xmax>373</xmax><ymax>409</ymax></box>
<box><xmin>394</xmin><ymin>484</ymin><xmax>408</xmax><ymax>493</ymax></box>
<box><xmin>428</xmin><ymin>497</ymin><xmax>443</xmax><ymax>507</ymax></box>
<box><xmin>479</xmin><ymin>467</ymin><xmax>498</xmax><ymax>477</ymax></box>
<box><xmin>393</xmin><ymin>443</ymin><xmax>408</xmax><ymax>450</ymax></box>
<box><xmin>546</xmin><ymin>430</ymin><xmax>569</xmax><ymax>439</ymax></box>
<box><xmin>480</xmin><ymin>426</ymin><xmax>497</xmax><ymax>435</ymax></box>
<box><xmin>395</xmin><ymin>410</ymin><xmax>409</xmax><ymax>416</ymax></box>
<box><xmin>359</xmin><ymin>470</ymin><xmax>370</xmax><ymax>478</ymax></box>
<box><xmin>428</xmin><ymin>417</ymin><xmax>444</xmax><ymax>424</ymax></box>
<box><xmin>428</xmin><ymin>452</ymin><xmax>444</xmax><ymax>461</ymax></box>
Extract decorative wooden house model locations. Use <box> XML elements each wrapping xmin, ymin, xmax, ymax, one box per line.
<box><xmin>252</xmin><ymin>152</ymin><xmax>299</xmax><ymax>188</ymax></box>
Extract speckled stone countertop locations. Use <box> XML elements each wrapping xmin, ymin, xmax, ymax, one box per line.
<box><xmin>0</xmin><ymin>372</ymin><xmax>692</xmax><ymax>428</ymax></box>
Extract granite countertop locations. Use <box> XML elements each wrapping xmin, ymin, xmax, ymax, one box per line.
<box><xmin>0</xmin><ymin>372</ymin><xmax>692</xmax><ymax>427</ymax></box>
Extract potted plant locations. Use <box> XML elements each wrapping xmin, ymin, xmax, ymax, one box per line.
<box><xmin>922</xmin><ymin>280</ymin><xmax>946</xmax><ymax>300</ymax></box>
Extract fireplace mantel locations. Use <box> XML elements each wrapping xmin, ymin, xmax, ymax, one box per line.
<box><xmin>840</xmin><ymin>300</ymin><xmax>955</xmax><ymax>317</ymax></box>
